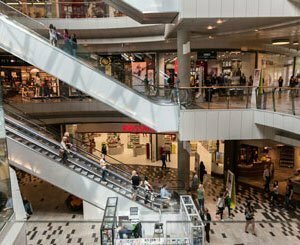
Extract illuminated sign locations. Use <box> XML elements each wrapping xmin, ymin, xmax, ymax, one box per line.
<box><xmin>122</xmin><ymin>124</ymin><xmax>155</xmax><ymax>133</ymax></box>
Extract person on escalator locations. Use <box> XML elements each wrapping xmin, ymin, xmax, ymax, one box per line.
<box><xmin>70</xmin><ymin>34</ymin><xmax>78</xmax><ymax>57</ymax></box>
<box><xmin>63</xmin><ymin>132</ymin><xmax>72</xmax><ymax>149</ymax></box>
<box><xmin>100</xmin><ymin>158</ymin><xmax>108</xmax><ymax>182</ymax></box>
<box><xmin>60</xmin><ymin>136</ymin><xmax>70</xmax><ymax>164</ymax></box>
<box><xmin>63</xmin><ymin>29</ymin><xmax>72</xmax><ymax>54</ymax></box>
<box><xmin>131</xmin><ymin>170</ymin><xmax>141</xmax><ymax>201</ymax></box>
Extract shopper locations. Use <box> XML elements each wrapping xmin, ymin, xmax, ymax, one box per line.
<box><xmin>199</xmin><ymin>161</ymin><xmax>207</xmax><ymax>184</ymax></box>
<box><xmin>63</xmin><ymin>132</ymin><xmax>72</xmax><ymax>149</ymax></box>
<box><xmin>23</xmin><ymin>197</ymin><xmax>33</xmax><ymax>219</ymax></box>
<box><xmin>263</xmin><ymin>165</ymin><xmax>270</xmax><ymax>195</ymax></box>
<box><xmin>216</xmin><ymin>193</ymin><xmax>225</xmax><ymax>220</ymax></box>
<box><xmin>49</xmin><ymin>24</ymin><xmax>56</xmax><ymax>46</ymax></box>
<box><xmin>224</xmin><ymin>189</ymin><xmax>232</xmax><ymax>218</ymax></box>
<box><xmin>270</xmin><ymin>180</ymin><xmax>279</xmax><ymax>206</ymax></box>
<box><xmin>63</xmin><ymin>29</ymin><xmax>71</xmax><ymax>54</ymax></box>
<box><xmin>197</xmin><ymin>184</ymin><xmax>205</xmax><ymax>213</ymax></box>
<box><xmin>60</xmin><ymin>136</ymin><xmax>70</xmax><ymax>164</ymax></box>
<box><xmin>144</xmin><ymin>176</ymin><xmax>153</xmax><ymax>204</ymax></box>
<box><xmin>100</xmin><ymin>158</ymin><xmax>108</xmax><ymax>182</ymax></box>
<box><xmin>143</xmin><ymin>74</ymin><xmax>150</xmax><ymax>94</ymax></box>
<box><xmin>164</xmin><ymin>143</ymin><xmax>171</xmax><ymax>162</ymax></box>
<box><xmin>160</xmin><ymin>184</ymin><xmax>172</xmax><ymax>199</ymax></box>
<box><xmin>131</xmin><ymin>170</ymin><xmax>141</xmax><ymax>201</ymax></box>
<box><xmin>278</xmin><ymin>76</ymin><xmax>283</xmax><ymax>92</ymax></box>
<box><xmin>244</xmin><ymin>200</ymin><xmax>256</xmax><ymax>235</ymax></box>
<box><xmin>70</xmin><ymin>33</ymin><xmax>78</xmax><ymax>57</ymax></box>
<box><xmin>161</xmin><ymin>152</ymin><xmax>167</xmax><ymax>170</ymax></box>
<box><xmin>101</xmin><ymin>143</ymin><xmax>107</xmax><ymax>159</ymax></box>
<box><xmin>285</xmin><ymin>179</ymin><xmax>294</xmax><ymax>210</ymax></box>
<box><xmin>201</xmin><ymin>208</ymin><xmax>211</xmax><ymax>243</ymax></box>
<box><xmin>191</xmin><ymin>173</ymin><xmax>199</xmax><ymax>191</ymax></box>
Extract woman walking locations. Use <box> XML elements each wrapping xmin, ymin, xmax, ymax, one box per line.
<box><xmin>244</xmin><ymin>200</ymin><xmax>256</xmax><ymax>235</ymax></box>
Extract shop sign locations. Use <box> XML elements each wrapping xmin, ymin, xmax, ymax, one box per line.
<box><xmin>198</xmin><ymin>50</ymin><xmax>217</xmax><ymax>60</ymax></box>
<box><xmin>122</xmin><ymin>124</ymin><xmax>155</xmax><ymax>133</ymax></box>
<box><xmin>0</xmin><ymin>56</ymin><xmax>29</xmax><ymax>66</ymax></box>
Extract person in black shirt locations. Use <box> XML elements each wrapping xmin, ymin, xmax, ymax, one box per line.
<box><xmin>199</xmin><ymin>161</ymin><xmax>206</xmax><ymax>184</ymax></box>
<box><xmin>285</xmin><ymin>179</ymin><xmax>294</xmax><ymax>210</ymax></box>
<box><xmin>201</xmin><ymin>208</ymin><xmax>211</xmax><ymax>243</ymax></box>
<box><xmin>131</xmin><ymin>170</ymin><xmax>141</xmax><ymax>200</ymax></box>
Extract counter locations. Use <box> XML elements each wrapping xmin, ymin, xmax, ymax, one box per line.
<box><xmin>108</xmin><ymin>144</ymin><xmax>124</xmax><ymax>155</ymax></box>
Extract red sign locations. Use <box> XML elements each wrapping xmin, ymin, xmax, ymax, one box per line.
<box><xmin>122</xmin><ymin>124</ymin><xmax>155</xmax><ymax>133</ymax></box>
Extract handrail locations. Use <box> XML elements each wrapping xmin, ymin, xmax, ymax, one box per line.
<box><xmin>7</xmin><ymin>127</ymin><xmax>159</xmax><ymax>209</ymax></box>
<box><xmin>0</xmin><ymin>1</ymin><xmax>177</xmax><ymax>107</ymax></box>
<box><xmin>3</xmin><ymin>100</ymin><xmax>149</xmax><ymax>179</ymax></box>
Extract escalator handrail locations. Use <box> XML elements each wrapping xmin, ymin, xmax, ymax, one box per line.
<box><xmin>6</xmin><ymin>126</ymin><xmax>161</xmax><ymax>209</ymax></box>
<box><xmin>5</xmin><ymin>113</ymin><xmax>158</xmax><ymax>197</ymax></box>
<box><xmin>3</xmin><ymin>101</ymin><xmax>148</xmax><ymax>178</ymax></box>
<box><xmin>0</xmin><ymin>2</ymin><xmax>177</xmax><ymax>107</ymax></box>
<box><xmin>5</xmin><ymin>115</ymin><xmax>136</xmax><ymax>186</ymax></box>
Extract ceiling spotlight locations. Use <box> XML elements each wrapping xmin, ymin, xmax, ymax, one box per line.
<box><xmin>293</xmin><ymin>41</ymin><xmax>299</xmax><ymax>45</ymax></box>
<box><xmin>207</xmin><ymin>25</ymin><xmax>215</xmax><ymax>30</ymax></box>
<box><xmin>254</xmin><ymin>29</ymin><xmax>259</xmax><ymax>32</ymax></box>
<box><xmin>216</xmin><ymin>19</ymin><xmax>224</xmax><ymax>24</ymax></box>
<box><xmin>208</xmin><ymin>36</ymin><xmax>214</xmax><ymax>39</ymax></box>
<box><xmin>272</xmin><ymin>39</ymin><xmax>290</xmax><ymax>45</ymax></box>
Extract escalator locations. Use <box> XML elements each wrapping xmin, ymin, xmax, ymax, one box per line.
<box><xmin>5</xmin><ymin>115</ymin><xmax>164</xmax><ymax>212</ymax></box>
<box><xmin>0</xmin><ymin>1</ymin><xmax>179</xmax><ymax>133</ymax></box>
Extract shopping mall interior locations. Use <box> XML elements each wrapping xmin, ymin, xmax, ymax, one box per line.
<box><xmin>0</xmin><ymin>0</ymin><xmax>300</xmax><ymax>244</ymax></box>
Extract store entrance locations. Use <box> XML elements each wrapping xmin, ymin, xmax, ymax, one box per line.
<box><xmin>67</xmin><ymin>123</ymin><xmax>178</xmax><ymax>168</ymax></box>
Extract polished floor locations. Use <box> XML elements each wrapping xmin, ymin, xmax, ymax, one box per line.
<box><xmin>17</xmin><ymin>169</ymin><xmax>300</xmax><ymax>245</ymax></box>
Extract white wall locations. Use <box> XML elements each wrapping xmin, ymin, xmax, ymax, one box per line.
<box><xmin>179</xmin><ymin>0</ymin><xmax>300</xmax><ymax>18</ymax></box>
<box><xmin>180</xmin><ymin>109</ymin><xmax>300</xmax><ymax>141</ymax></box>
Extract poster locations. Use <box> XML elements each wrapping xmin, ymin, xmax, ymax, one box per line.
<box><xmin>132</xmin><ymin>62</ymin><xmax>146</xmax><ymax>93</ymax></box>
<box><xmin>226</xmin><ymin>170</ymin><xmax>236</xmax><ymax>209</ymax></box>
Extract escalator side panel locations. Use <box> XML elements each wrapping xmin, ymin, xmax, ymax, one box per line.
<box><xmin>7</xmin><ymin>137</ymin><xmax>149</xmax><ymax>212</ymax></box>
<box><xmin>0</xmin><ymin>16</ymin><xmax>179</xmax><ymax>132</ymax></box>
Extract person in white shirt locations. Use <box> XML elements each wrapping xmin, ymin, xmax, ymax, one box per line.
<box><xmin>60</xmin><ymin>136</ymin><xmax>70</xmax><ymax>164</ymax></box>
<box><xmin>160</xmin><ymin>184</ymin><xmax>171</xmax><ymax>199</ymax></box>
<box><xmin>100</xmin><ymin>158</ymin><xmax>108</xmax><ymax>181</ymax></box>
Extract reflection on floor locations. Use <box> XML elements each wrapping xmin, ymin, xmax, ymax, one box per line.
<box><xmin>18</xmin><ymin>168</ymin><xmax>300</xmax><ymax>244</ymax></box>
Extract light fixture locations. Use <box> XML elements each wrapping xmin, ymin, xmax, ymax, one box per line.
<box><xmin>254</xmin><ymin>29</ymin><xmax>259</xmax><ymax>32</ymax></box>
<box><xmin>272</xmin><ymin>39</ymin><xmax>290</xmax><ymax>45</ymax></box>
<box><xmin>216</xmin><ymin>19</ymin><xmax>224</xmax><ymax>24</ymax></box>
<box><xmin>207</xmin><ymin>25</ymin><xmax>215</xmax><ymax>30</ymax></box>
<box><xmin>208</xmin><ymin>35</ymin><xmax>214</xmax><ymax>39</ymax></box>
<box><xmin>293</xmin><ymin>41</ymin><xmax>299</xmax><ymax>45</ymax></box>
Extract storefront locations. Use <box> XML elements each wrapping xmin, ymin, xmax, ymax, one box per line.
<box><xmin>65</xmin><ymin>123</ymin><xmax>177</xmax><ymax>165</ymax></box>
<box><xmin>0</xmin><ymin>56</ymin><xmax>61</xmax><ymax>100</ymax></box>
<box><xmin>9</xmin><ymin>0</ymin><xmax>124</xmax><ymax>18</ymax></box>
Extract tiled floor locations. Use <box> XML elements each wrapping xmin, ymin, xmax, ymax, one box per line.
<box><xmin>18</xmin><ymin>168</ymin><xmax>300</xmax><ymax>245</ymax></box>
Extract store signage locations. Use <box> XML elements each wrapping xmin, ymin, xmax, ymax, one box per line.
<box><xmin>0</xmin><ymin>56</ymin><xmax>29</xmax><ymax>66</ymax></box>
<box><xmin>198</xmin><ymin>50</ymin><xmax>217</xmax><ymax>60</ymax></box>
<box><xmin>122</xmin><ymin>124</ymin><xmax>155</xmax><ymax>133</ymax></box>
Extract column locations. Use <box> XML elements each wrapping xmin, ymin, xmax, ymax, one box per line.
<box><xmin>177</xmin><ymin>29</ymin><xmax>190</xmax><ymax>87</ymax></box>
<box><xmin>155</xmin><ymin>53</ymin><xmax>165</xmax><ymax>96</ymax></box>
<box><xmin>177</xmin><ymin>141</ymin><xmax>190</xmax><ymax>190</ymax></box>
<box><xmin>292</xmin><ymin>57</ymin><xmax>297</xmax><ymax>76</ymax></box>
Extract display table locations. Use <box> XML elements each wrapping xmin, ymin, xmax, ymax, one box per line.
<box><xmin>108</xmin><ymin>144</ymin><xmax>124</xmax><ymax>155</ymax></box>
<box><xmin>133</xmin><ymin>145</ymin><xmax>145</xmax><ymax>157</ymax></box>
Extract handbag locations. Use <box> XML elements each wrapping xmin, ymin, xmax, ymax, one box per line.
<box><xmin>59</xmin><ymin>148</ymin><xmax>65</xmax><ymax>157</ymax></box>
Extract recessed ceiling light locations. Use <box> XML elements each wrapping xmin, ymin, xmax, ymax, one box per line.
<box><xmin>272</xmin><ymin>39</ymin><xmax>290</xmax><ymax>45</ymax></box>
<box><xmin>208</xmin><ymin>36</ymin><xmax>214</xmax><ymax>39</ymax></box>
<box><xmin>207</xmin><ymin>25</ymin><xmax>215</xmax><ymax>30</ymax></box>
<box><xmin>293</xmin><ymin>41</ymin><xmax>299</xmax><ymax>45</ymax></box>
<box><xmin>216</xmin><ymin>19</ymin><xmax>224</xmax><ymax>24</ymax></box>
<box><xmin>254</xmin><ymin>29</ymin><xmax>259</xmax><ymax>32</ymax></box>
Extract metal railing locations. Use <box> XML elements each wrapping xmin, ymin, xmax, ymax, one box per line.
<box><xmin>176</xmin><ymin>85</ymin><xmax>300</xmax><ymax>116</ymax></box>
